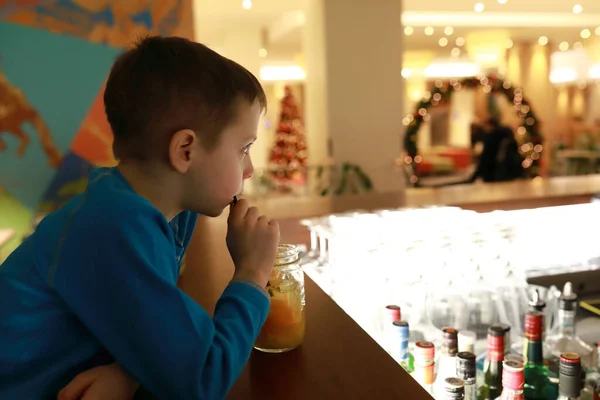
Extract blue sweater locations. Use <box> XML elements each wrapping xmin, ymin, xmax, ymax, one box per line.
<box><xmin>0</xmin><ymin>168</ymin><xmax>270</xmax><ymax>399</ymax></box>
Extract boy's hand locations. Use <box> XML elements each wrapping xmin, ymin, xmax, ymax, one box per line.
<box><xmin>226</xmin><ymin>198</ymin><xmax>279</xmax><ymax>287</ymax></box>
<box><xmin>57</xmin><ymin>363</ymin><xmax>139</xmax><ymax>400</ymax></box>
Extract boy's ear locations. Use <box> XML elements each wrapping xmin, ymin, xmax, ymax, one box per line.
<box><xmin>169</xmin><ymin>129</ymin><xmax>197</xmax><ymax>173</ymax></box>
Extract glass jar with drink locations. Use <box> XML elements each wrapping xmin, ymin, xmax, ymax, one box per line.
<box><xmin>254</xmin><ymin>244</ymin><xmax>306</xmax><ymax>353</ymax></box>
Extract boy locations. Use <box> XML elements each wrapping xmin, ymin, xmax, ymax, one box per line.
<box><xmin>0</xmin><ymin>36</ymin><xmax>279</xmax><ymax>399</ymax></box>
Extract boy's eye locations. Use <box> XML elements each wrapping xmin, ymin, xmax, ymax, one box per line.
<box><xmin>242</xmin><ymin>144</ymin><xmax>252</xmax><ymax>154</ymax></box>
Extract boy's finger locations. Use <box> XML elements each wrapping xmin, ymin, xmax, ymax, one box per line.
<box><xmin>57</xmin><ymin>371</ymin><xmax>96</xmax><ymax>400</ymax></box>
<box><xmin>228</xmin><ymin>198</ymin><xmax>248</xmax><ymax>222</ymax></box>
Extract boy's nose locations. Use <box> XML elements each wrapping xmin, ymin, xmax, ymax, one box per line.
<box><xmin>243</xmin><ymin>158</ymin><xmax>254</xmax><ymax>180</ymax></box>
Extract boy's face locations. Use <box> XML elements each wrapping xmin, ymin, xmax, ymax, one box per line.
<box><xmin>184</xmin><ymin>100</ymin><xmax>260</xmax><ymax>217</ymax></box>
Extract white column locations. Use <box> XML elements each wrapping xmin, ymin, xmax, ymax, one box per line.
<box><xmin>304</xmin><ymin>0</ymin><xmax>404</xmax><ymax>193</ymax></box>
<box><xmin>585</xmin><ymin>38</ymin><xmax>600</xmax><ymax>126</ymax></box>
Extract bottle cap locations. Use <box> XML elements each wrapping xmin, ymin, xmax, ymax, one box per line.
<box><xmin>559</xmin><ymin>282</ymin><xmax>578</xmax><ymax>311</ymax></box>
<box><xmin>444</xmin><ymin>377</ymin><xmax>465</xmax><ymax>399</ymax></box>
<box><xmin>559</xmin><ymin>353</ymin><xmax>581</xmax><ymax>376</ymax></box>
<box><xmin>505</xmin><ymin>353</ymin><xmax>524</xmax><ymax>364</ymax></box>
<box><xmin>442</xmin><ymin>327</ymin><xmax>459</xmax><ymax>356</ymax></box>
<box><xmin>496</xmin><ymin>323</ymin><xmax>511</xmax><ymax>334</ymax></box>
<box><xmin>502</xmin><ymin>360</ymin><xmax>525</xmax><ymax>391</ymax></box>
<box><xmin>385</xmin><ymin>305</ymin><xmax>401</xmax><ymax>321</ymax></box>
<box><xmin>488</xmin><ymin>324</ymin><xmax>507</xmax><ymax>337</ymax></box>
<box><xmin>524</xmin><ymin>311</ymin><xmax>543</xmax><ymax>340</ymax></box>
<box><xmin>456</xmin><ymin>351</ymin><xmax>476</xmax><ymax>381</ymax></box>
<box><xmin>392</xmin><ymin>320</ymin><xmax>409</xmax><ymax>339</ymax></box>
<box><xmin>458</xmin><ymin>330</ymin><xmax>476</xmax><ymax>346</ymax></box>
<box><xmin>559</xmin><ymin>353</ymin><xmax>582</xmax><ymax>398</ymax></box>
<box><xmin>414</xmin><ymin>341</ymin><xmax>435</xmax><ymax>363</ymax></box>
<box><xmin>529</xmin><ymin>288</ymin><xmax>546</xmax><ymax>311</ymax></box>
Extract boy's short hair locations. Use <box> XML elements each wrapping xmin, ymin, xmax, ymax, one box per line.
<box><xmin>104</xmin><ymin>36</ymin><xmax>267</xmax><ymax>161</ymax></box>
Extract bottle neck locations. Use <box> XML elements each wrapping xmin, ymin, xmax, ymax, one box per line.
<box><xmin>463</xmin><ymin>381</ymin><xmax>477</xmax><ymax>400</ymax></box>
<box><xmin>557</xmin><ymin>309</ymin><xmax>576</xmax><ymax>336</ymax></box>
<box><xmin>523</xmin><ymin>338</ymin><xmax>543</xmax><ymax>364</ymax></box>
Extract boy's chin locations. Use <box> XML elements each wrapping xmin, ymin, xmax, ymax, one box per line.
<box><xmin>195</xmin><ymin>204</ymin><xmax>227</xmax><ymax>218</ymax></box>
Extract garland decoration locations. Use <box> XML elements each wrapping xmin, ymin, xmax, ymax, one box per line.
<box><xmin>402</xmin><ymin>75</ymin><xmax>543</xmax><ymax>185</ymax></box>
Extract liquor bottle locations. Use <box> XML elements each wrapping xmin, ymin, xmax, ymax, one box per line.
<box><xmin>383</xmin><ymin>305</ymin><xmax>401</xmax><ymax>354</ymax></box>
<box><xmin>545</xmin><ymin>283</ymin><xmax>596</xmax><ymax>371</ymax></box>
<box><xmin>442</xmin><ymin>377</ymin><xmax>466</xmax><ymax>400</ymax></box>
<box><xmin>392</xmin><ymin>320</ymin><xmax>414</xmax><ymax>373</ymax></box>
<box><xmin>457</xmin><ymin>351</ymin><xmax>477</xmax><ymax>400</ymax></box>
<box><xmin>413</xmin><ymin>340</ymin><xmax>435</xmax><ymax>395</ymax></box>
<box><xmin>523</xmin><ymin>311</ymin><xmax>551</xmax><ymax>400</ymax></box>
<box><xmin>557</xmin><ymin>353</ymin><xmax>582</xmax><ymax>400</ymax></box>
<box><xmin>497</xmin><ymin>360</ymin><xmax>525</xmax><ymax>400</ymax></box>
<box><xmin>435</xmin><ymin>328</ymin><xmax>460</xmax><ymax>398</ymax></box>
<box><xmin>479</xmin><ymin>325</ymin><xmax>507</xmax><ymax>400</ymax></box>
<box><xmin>459</xmin><ymin>331</ymin><xmax>477</xmax><ymax>354</ymax></box>
<box><xmin>594</xmin><ymin>382</ymin><xmax>599</xmax><ymax>400</ymax></box>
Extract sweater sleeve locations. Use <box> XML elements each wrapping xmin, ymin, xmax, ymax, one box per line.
<box><xmin>51</xmin><ymin>211</ymin><xmax>269</xmax><ymax>400</ymax></box>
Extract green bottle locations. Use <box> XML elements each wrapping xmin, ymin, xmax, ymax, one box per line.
<box><xmin>478</xmin><ymin>324</ymin><xmax>507</xmax><ymax>400</ymax></box>
<box><xmin>523</xmin><ymin>311</ymin><xmax>552</xmax><ymax>400</ymax></box>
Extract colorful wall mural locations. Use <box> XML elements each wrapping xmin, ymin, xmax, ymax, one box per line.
<box><xmin>0</xmin><ymin>0</ymin><xmax>194</xmax><ymax>260</ymax></box>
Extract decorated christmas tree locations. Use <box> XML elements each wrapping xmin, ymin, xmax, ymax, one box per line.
<box><xmin>268</xmin><ymin>86</ymin><xmax>308</xmax><ymax>182</ymax></box>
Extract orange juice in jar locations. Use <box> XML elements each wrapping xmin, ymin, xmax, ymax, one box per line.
<box><xmin>254</xmin><ymin>244</ymin><xmax>305</xmax><ymax>353</ymax></box>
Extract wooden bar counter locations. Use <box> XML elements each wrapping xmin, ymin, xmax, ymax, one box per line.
<box><xmin>227</xmin><ymin>275</ymin><xmax>432</xmax><ymax>399</ymax></box>
<box><xmin>180</xmin><ymin>175</ymin><xmax>600</xmax><ymax>399</ymax></box>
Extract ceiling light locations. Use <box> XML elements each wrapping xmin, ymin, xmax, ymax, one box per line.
<box><xmin>589</xmin><ymin>64</ymin><xmax>600</xmax><ymax>79</ymax></box>
<box><xmin>401</xmin><ymin>68</ymin><xmax>412</xmax><ymax>78</ymax></box>
<box><xmin>574</xmin><ymin>41</ymin><xmax>583</xmax><ymax>49</ymax></box>
<box><xmin>498</xmin><ymin>0</ymin><xmax>507</xmax><ymax>3</ymax></box>
<box><xmin>424</xmin><ymin>59</ymin><xmax>481</xmax><ymax>78</ymax></box>
<box><xmin>424</xmin><ymin>26</ymin><xmax>435</xmax><ymax>36</ymax></box>
<box><xmin>404</xmin><ymin>26</ymin><xmax>414</xmax><ymax>35</ymax></box>
<box><xmin>242</xmin><ymin>0</ymin><xmax>252</xmax><ymax>10</ymax></box>
<box><xmin>573</xmin><ymin>4</ymin><xmax>583</xmax><ymax>14</ymax></box>
<box><xmin>559</xmin><ymin>41</ymin><xmax>570</xmax><ymax>51</ymax></box>
<box><xmin>444</xmin><ymin>26</ymin><xmax>454</xmax><ymax>36</ymax></box>
<box><xmin>550</xmin><ymin>68</ymin><xmax>577</xmax><ymax>84</ymax></box>
<box><xmin>596</xmin><ymin>26</ymin><xmax>600</xmax><ymax>36</ymax></box>
<box><xmin>506</xmin><ymin>39</ymin><xmax>514</xmax><ymax>49</ymax></box>
<box><xmin>260</xmin><ymin>65</ymin><xmax>306</xmax><ymax>81</ymax></box>
<box><xmin>474</xmin><ymin>3</ymin><xmax>485</xmax><ymax>12</ymax></box>
<box><xmin>455</xmin><ymin>37</ymin><xmax>466</xmax><ymax>46</ymax></box>
<box><xmin>438</xmin><ymin>38</ymin><xmax>449</xmax><ymax>47</ymax></box>
<box><xmin>538</xmin><ymin>36</ymin><xmax>548</xmax><ymax>46</ymax></box>
<box><xmin>258</xmin><ymin>48</ymin><xmax>268</xmax><ymax>58</ymax></box>
<box><xmin>580</xmin><ymin>29</ymin><xmax>591</xmax><ymax>39</ymax></box>
<box><xmin>451</xmin><ymin>47</ymin><xmax>461</xmax><ymax>57</ymax></box>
